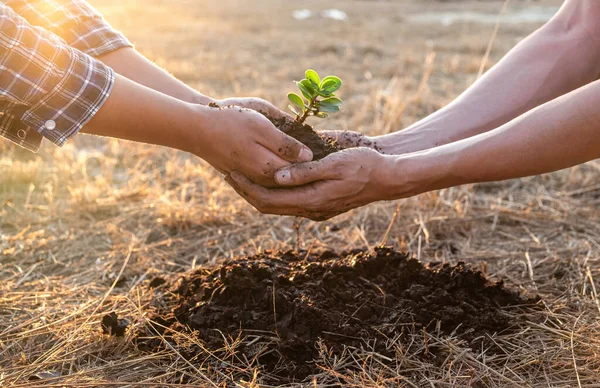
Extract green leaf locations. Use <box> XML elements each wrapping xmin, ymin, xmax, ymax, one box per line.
<box><xmin>320</xmin><ymin>75</ymin><xmax>342</xmax><ymax>87</ymax></box>
<box><xmin>319</xmin><ymin>97</ymin><xmax>343</xmax><ymax>107</ymax></box>
<box><xmin>316</xmin><ymin>104</ymin><xmax>340</xmax><ymax>113</ymax></box>
<box><xmin>305</xmin><ymin>69</ymin><xmax>321</xmax><ymax>88</ymax></box>
<box><xmin>296</xmin><ymin>80</ymin><xmax>317</xmax><ymax>100</ymax></box>
<box><xmin>320</xmin><ymin>76</ymin><xmax>342</xmax><ymax>94</ymax></box>
<box><xmin>287</xmin><ymin>93</ymin><xmax>305</xmax><ymax>112</ymax></box>
<box><xmin>315</xmin><ymin>112</ymin><xmax>329</xmax><ymax>118</ymax></box>
<box><xmin>317</xmin><ymin>90</ymin><xmax>334</xmax><ymax>98</ymax></box>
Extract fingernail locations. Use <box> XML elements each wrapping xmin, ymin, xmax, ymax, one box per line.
<box><xmin>299</xmin><ymin>147</ymin><xmax>313</xmax><ymax>162</ymax></box>
<box><xmin>230</xmin><ymin>171</ymin><xmax>242</xmax><ymax>182</ymax></box>
<box><xmin>276</xmin><ymin>169</ymin><xmax>291</xmax><ymax>184</ymax></box>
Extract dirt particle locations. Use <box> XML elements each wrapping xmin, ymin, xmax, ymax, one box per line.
<box><xmin>101</xmin><ymin>312</ymin><xmax>129</xmax><ymax>337</ymax></box>
<box><xmin>148</xmin><ymin>277</ymin><xmax>167</xmax><ymax>289</ymax></box>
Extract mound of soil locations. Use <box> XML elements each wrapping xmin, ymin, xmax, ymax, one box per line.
<box><xmin>142</xmin><ymin>248</ymin><xmax>538</xmax><ymax>381</ymax></box>
<box><xmin>266</xmin><ymin>115</ymin><xmax>341</xmax><ymax>160</ymax></box>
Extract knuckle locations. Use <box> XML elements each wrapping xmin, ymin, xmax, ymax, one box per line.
<box><xmin>280</xmin><ymin>141</ymin><xmax>302</xmax><ymax>159</ymax></box>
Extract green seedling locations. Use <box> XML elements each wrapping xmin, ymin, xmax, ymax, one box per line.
<box><xmin>287</xmin><ymin>69</ymin><xmax>343</xmax><ymax>124</ymax></box>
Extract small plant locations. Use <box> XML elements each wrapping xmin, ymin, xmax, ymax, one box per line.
<box><xmin>287</xmin><ymin>69</ymin><xmax>343</xmax><ymax>125</ymax></box>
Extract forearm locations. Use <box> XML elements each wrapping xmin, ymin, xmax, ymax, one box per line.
<box><xmin>378</xmin><ymin>1</ymin><xmax>600</xmax><ymax>154</ymax></box>
<box><xmin>81</xmin><ymin>74</ymin><xmax>205</xmax><ymax>152</ymax></box>
<box><xmin>392</xmin><ymin>80</ymin><xmax>600</xmax><ymax>197</ymax></box>
<box><xmin>97</xmin><ymin>47</ymin><xmax>214</xmax><ymax>105</ymax></box>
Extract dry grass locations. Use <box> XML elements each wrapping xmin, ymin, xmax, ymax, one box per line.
<box><xmin>2</xmin><ymin>0</ymin><xmax>600</xmax><ymax>386</ymax></box>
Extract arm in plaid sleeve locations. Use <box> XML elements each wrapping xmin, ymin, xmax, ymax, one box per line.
<box><xmin>2</xmin><ymin>0</ymin><xmax>131</xmax><ymax>57</ymax></box>
<box><xmin>4</xmin><ymin>1</ymin><xmax>289</xmax><ymax>121</ymax></box>
<box><xmin>2</xmin><ymin>0</ymin><xmax>211</xmax><ymax>106</ymax></box>
<box><xmin>1</xmin><ymin>2</ymin><xmax>313</xmax><ymax>184</ymax></box>
<box><xmin>0</xmin><ymin>3</ymin><xmax>114</xmax><ymax>151</ymax></box>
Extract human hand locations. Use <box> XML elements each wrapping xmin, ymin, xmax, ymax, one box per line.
<box><xmin>225</xmin><ymin>148</ymin><xmax>397</xmax><ymax>221</ymax></box>
<box><xmin>318</xmin><ymin>130</ymin><xmax>385</xmax><ymax>153</ymax></box>
<box><xmin>192</xmin><ymin>105</ymin><xmax>312</xmax><ymax>186</ymax></box>
<box><xmin>216</xmin><ymin>97</ymin><xmax>292</xmax><ymax>120</ymax></box>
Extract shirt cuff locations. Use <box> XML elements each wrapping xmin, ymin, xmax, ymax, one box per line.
<box><xmin>19</xmin><ymin>47</ymin><xmax>115</xmax><ymax>147</ymax></box>
<box><xmin>59</xmin><ymin>16</ymin><xmax>133</xmax><ymax>57</ymax></box>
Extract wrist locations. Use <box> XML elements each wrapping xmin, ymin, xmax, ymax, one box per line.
<box><xmin>374</xmin><ymin>127</ymin><xmax>437</xmax><ymax>155</ymax></box>
<box><xmin>174</xmin><ymin>103</ymin><xmax>215</xmax><ymax>155</ymax></box>
<box><xmin>384</xmin><ymin>147</ymin><xmax>459</xmax><ymax>199</ymax></box>
<box><xmin>374</xmin><ymin>114</ymin><xmax>459</xmax><ymax>155</ymax></box>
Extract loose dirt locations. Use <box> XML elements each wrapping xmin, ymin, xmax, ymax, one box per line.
<box><xmin>266</xmin><ymin>115</ymin><xmax>342</xmax><ymax>160</ymax></box>
<box><xmin>139</xmin><ymin>248</ymin><xmax>539</xmax><ymax>382</ymax></box>
<box><xmin>101</xmin><ymin>312</ymin><xmax>129</xmax><ymax>337</ymax></box>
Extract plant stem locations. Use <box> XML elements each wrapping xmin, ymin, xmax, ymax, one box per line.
<box><xmin>296</xmin><ymin>97</ymin><xmax>318</xmax><ymax>124</ymax></box>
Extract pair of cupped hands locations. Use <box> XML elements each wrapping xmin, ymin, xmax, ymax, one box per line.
<box><xmin>206</xmin><ymin>97</ymin><xmax>395</xmax><ymax>221</ymax></box>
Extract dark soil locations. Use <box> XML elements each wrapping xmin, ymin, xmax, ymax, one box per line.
<box><xmin>101</xmin><ymin>312</ymin><xmax>129</xmax><ymax>337</ymax></box>
<box><xmin>140</xmin><ymin>247</ymin><xmax>539</xmax><ymax>382</ymax></box>
<box><xmin>266</xmin><ymin>115</ymin><xmax>342</xmax><ymax>160</ymax></box>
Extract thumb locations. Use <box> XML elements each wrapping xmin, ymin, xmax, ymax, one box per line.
<box><xmin>274</xmin><ymin>159</ymin><xmax>338</xmax><ymax>186</ymax></box>
<box><xmin>253</xmin><ymin>111</ymin><xmax>313</xmax><ymax>163</ymax></box>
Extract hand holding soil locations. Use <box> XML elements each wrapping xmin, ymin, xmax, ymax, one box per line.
<box><xmin>222</xmin><ymin>69</ymin><xmax>398</xmax><ymax>219</ymax></box>
<box><xmin>192</xmin><ymin>105</ymin><xmax>313</xmax><ymax>187</ymax></box>
<box><xmin>227</xmin><ymin>147</ymin><xmax>395</xmax><ymax>221</ymax></box>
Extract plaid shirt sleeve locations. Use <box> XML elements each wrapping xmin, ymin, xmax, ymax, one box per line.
<box><xmin>3</xmin><ymin>0</ymin><xmax>132</xmax><ymax>57</ymax></box>
<box><xmin>0</xmin><ymin>3</ymin><xmax>116</xmax><ymax>151</ymax></box>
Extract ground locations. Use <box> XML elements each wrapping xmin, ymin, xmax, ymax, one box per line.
<box><xmin>1</xmin><ymin>0</ymin><xmax>600</xmax><ymax>387</ymax></box>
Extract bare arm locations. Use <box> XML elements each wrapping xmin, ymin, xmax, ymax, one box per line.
<box><xmin>395</xmin><ymin>79</ymin><xmax>600</xmax><ymax>195</ymax></box>
<box><xmin>96</xmin><ymin>47</ymin><xmax>289</xmax><ymax>117</ymax></box>
<box><xmin>375</xmin><ymin>0</ymin><xmax>600</xmax><ymax>154</ymax></box>
<box><xmin>96</xmin><ymin>47</ymin><xmax>214</xmax><ymax>104</ymax></box>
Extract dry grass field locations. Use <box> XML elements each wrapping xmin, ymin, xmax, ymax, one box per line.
<box><xmin>2</xmin><ymin>0</ymin><xmax>600</xmax><ymax>386</ymax></box>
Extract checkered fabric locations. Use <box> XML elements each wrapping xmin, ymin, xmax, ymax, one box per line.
<box><xmin>0</xmin><ymin>0</ymin><xmax>132</xmax><ymax>151</ymax></box>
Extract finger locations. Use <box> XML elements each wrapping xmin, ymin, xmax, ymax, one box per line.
<box><xmin>260</xmin><ymin>101</ymin><xmax>294</xmax><ymax>121</ymax></box>
<box><xmin>230</xmin><ymin>98</ymin><xmax>294</xmax><ymax>121</ymax></box>
<box><xmin>319</xmin><ymin>130</ymin><xmax>380</xmax><ymax>151</ymax></box>
<box><xmin>227</xmin><ymin>172</ymin><xmax>295</xmax><ymax>215</ymax></box>
<box><xmin>229</xmin><ymin>172</ymin><xmax>346</xmax><ymax>220</ymax></box>
<box><xmin>244</xmin><ymin>146</ymin><xmax>290</xmax><ymax>187</ymax></box>
<box><xmin>274</xmin><ymin>157</ymin><xmax>342</xmax><ymax>187</ymax></box>
<box><xmin>260</xmin><ymin>127</ymin><xmax>313</xmax><ymax>164</ymax></box>
<box><xmin>230</xmin><ymin>171</ymin><xmax>318</xmax><ymax>212</ymax></box>
<box><xmin>224</xmin><ymin>174</ymin><xmax>251</xmax><ymax>200</ymax></box>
